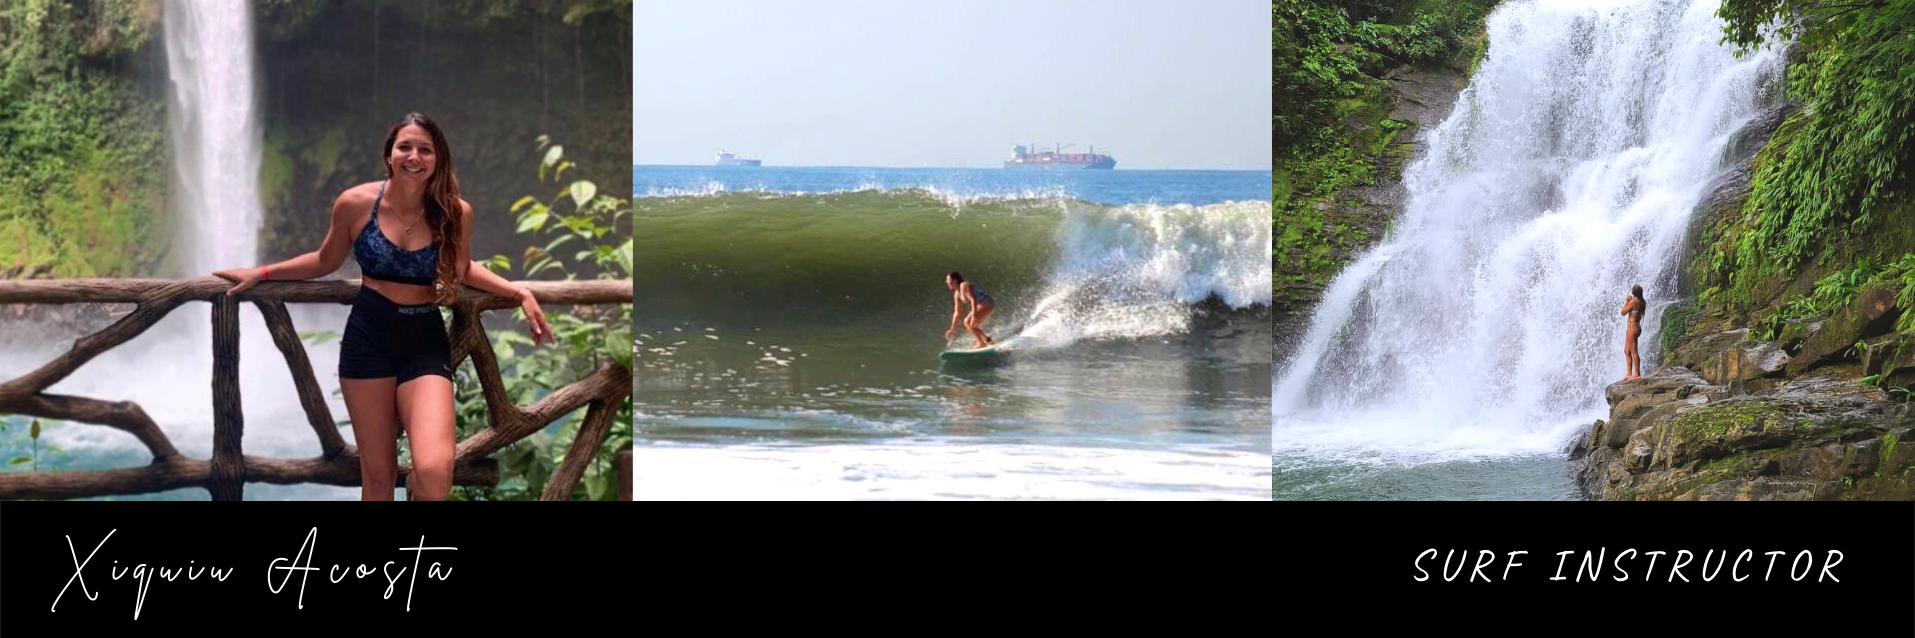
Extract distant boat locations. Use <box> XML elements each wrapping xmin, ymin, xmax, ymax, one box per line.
<box><xmin>1003</xmin><ymin>143</ymin><xmax>1115</xmax><ymax>169</ymax></box>
<box><xmin>715</xmin><ymin>150</ymin><xmax>762</xmax><ymax>167</ymax></box>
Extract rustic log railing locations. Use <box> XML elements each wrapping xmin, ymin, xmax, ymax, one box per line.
<box><xmin>0</xmin><ymin>277</ymin><xmax>632</xmax><ymax>501</ymax></box>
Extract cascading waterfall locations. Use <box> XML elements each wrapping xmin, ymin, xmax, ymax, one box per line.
<box><xmin>165</xmin><ymin>0</ymin><xmax>262</xmax><ymax>277</ymax></box>
<box><xmin>1272</xmin><ymin>0</ymin><xmax>1784</xmax><ymax>468</ymax></box>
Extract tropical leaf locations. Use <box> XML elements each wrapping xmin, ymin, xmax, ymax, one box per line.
<box><xmin>516</xmin><ymin>210</ymin><xmax>549</xmax><ymax>233</ymax></box>
<box><xmin>569</xmin><ymin>180</ymin><xmax>596</xmax><ymax>209</ymax></box>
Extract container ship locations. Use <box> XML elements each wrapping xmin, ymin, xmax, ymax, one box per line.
<box><xmin>714</xmin><ymin>150</ymin><xmax>762</xmax><ymax>167</ymax></box>
<box><xmin>1003</xmin><ymin>143</ymin><xmax>1115</xmax><ymax>169</ymax></box>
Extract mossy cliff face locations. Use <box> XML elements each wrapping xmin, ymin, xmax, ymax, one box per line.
<box><xmin>254</xmin><ymin>1</ymin><xmax>632</xmax><ymax>273</ymax></box>
<box><xmin>1677</xmin><ymin>106</ymin><xmax>1915</xmax><ymax>342</ymax></box>
<box><xmin>0</xmin><ymin>0</ymin><xmax>170</xmax><ymax>279</ymax></box>
<box><xmin>1273</xmin><ymin>1</ymin><xmax>1498</xmax><ymax>362</ymax></box>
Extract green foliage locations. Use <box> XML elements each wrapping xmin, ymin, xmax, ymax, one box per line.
<box><xmin>1274</xmin><ymin>1</ymin><xmax>1498</xmax><ymax>282</ymax></box>
<box><xmin>1891</xmin><ymin>253</ymin><xmax>1915</xmax><ymax>333</ymax></box>
<box><xmin>1713</xmin><ymin>0</ymin><xmax>1823</xmax><ymax>56</ymax></box>
<box><xmin>2</xmin><ymin>415</ymin><xmax>63</xmax><ymax>473</ymax></box>
<box><xmin>0</xmin><ymin>0</ymin><xmax>156</xmax><ymax>81</ymax></box>
<box><xmin>1660</xmin><ymin>303</ymin><xmax>1695</xmax><ymax>354</ymax></box>
<box><xmin>0</xmin><ymin>0</ymin><xmax>168</xmax><ymax>278</ymax></box>
<box><xmin>1710</xmin><ymin>1</ymin><xmax>1915</xmax><ymax>303</ymax></box>
<box><xmin>1274</xmin><ymin>0</ymin><xmax>1496</xmax><ymax>171</ymax></box>
<box><xmin>447</xmin><ymin>136</ymin><xmax>631</xmax><ymax>501</ymax></box>
<box><xmin>258</xmin><ymin>0</ymin><xmax>630</xmax><ymax>39</ymax></box>
<box><xmin>1748</xmin><ymin>253</ymin><xmax>1915</xmax><ymax>340</ymax></box>
<box><xmin>298</xmin><ymin>330</ymin><xmax>339</xmax><ymax>346</ymax></box>
<box><xmin>1813</xmin><ymin>259</ymin><xmax>1878</xmax><ymax>312</ymax></box>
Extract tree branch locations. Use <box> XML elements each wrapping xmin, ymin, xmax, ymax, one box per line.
<box><xmin>254</xmin><ymin>299</ymin><xmax>348</xmax><ymax>457</ymax></box>
<box><xmin>0</xmin><ymin>454</ymin><xmax>500</xmax><ymax>500</ymax></box>
<box><xmin>0</xmin><ymin>277</ymin><xmax>632</xmax><ymax>501</ymax></box>
<box><xmin>210</xmin><ymin>294</ymin><xmax>245</xmax><ymax>501</ymax></box>
<box><xmin>0</xmin><ymin>394</ymin><xmax>179</xmax><ymax>460</ymax></box>
<box><xmin>455</xmin><ymin>361</ymin><xmax>630</xmax><ymax>460</ymax></box>
<box><xmin>539</xmin><ymin>398</ymin><xmax>619</xmax><ymax>501</ymax></box>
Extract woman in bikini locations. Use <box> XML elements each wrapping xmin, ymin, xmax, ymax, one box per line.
<box><xmin>1620</xmin><ymin>284</ymin><xmax>1645</xmax><ymax>381</ymax></box>
<box><xmin>214</xmin><ymin>112</ymin><xmax>553</xmax><ymax>501</ymax></box>
<box><xmin>944</xmin><ymin>271</ymin><xmax>996</xmax><ymax>349</ymax></box>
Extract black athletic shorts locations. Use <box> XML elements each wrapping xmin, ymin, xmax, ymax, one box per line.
<box><xmin>338</xmin><ymin>286</ymin><xmax>453</xmax><ymax>383</ymax></box>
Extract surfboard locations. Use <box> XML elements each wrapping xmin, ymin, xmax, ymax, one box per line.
<box><xmin>939</xmin><ymin>344</ymin><xmax>1007</xmax><ymax>362</ymax></box>
<box><xmin>941</xmin><ymin>324</ymin><xmax>1020</xmax><ymax>363</ymax></box>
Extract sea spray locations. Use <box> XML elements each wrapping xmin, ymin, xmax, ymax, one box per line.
<box><xmin>1011</xmin><ymin>200</ymin><xmax>1271</xmax><ymax>349</ymax></box>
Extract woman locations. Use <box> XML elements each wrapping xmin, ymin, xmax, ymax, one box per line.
<box><xmin>214</xmin><ymin>113</ymin><xmax>553</xmax><ymax>501</ymax></box>
<box><xmin>1619</xmin><ymin>284</ymin><xmax>1645</xmax><ymax>382</ymax></box>
<box><xmin>944</xmin><ymin>271</ymin><xmax>995</xmax><ymax>349</ymax></box>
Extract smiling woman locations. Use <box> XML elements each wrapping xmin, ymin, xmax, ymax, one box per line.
<box><xmin>213</xmin><ymin>112</ymin><xmax>556</xmax><ymax>502</ymax></box>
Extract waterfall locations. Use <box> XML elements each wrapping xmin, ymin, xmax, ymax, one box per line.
<box><xmin>165</xmin><ymin>0</ymin><xmax>263</xmax><ymax>278</ymax></box>
<box><xmin>1272</xmin><ymin>0</ymin><xmax>1784</xmax><ymax>461</ymax></box>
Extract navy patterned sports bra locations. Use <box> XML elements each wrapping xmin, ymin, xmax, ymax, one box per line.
<box><xmin>353</xmin><ymin>181</ymin><xmax>438</xmax><ymax>287</ymax></box>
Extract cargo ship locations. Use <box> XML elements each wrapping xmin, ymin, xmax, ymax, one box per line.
<box><xmin>715</xmin><ymin>150</ymin><xmax>762</xmax><ymax>167</ymax></box>
<box><xmin>1003</xmin><ymin>143</ymin><xmax>1115</xmax><ymax>169</ymax></box>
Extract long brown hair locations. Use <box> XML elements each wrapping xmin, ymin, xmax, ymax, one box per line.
<box><xmin>383</xmin><ymin>112</ymin><xmax>464</xmax><ymax>304</ymax></box>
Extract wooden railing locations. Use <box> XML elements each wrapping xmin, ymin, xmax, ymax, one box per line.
<box><xmin>0</xmin><ymin>277</ymin><xmax>632</xmax><ymax>501</ymax></box>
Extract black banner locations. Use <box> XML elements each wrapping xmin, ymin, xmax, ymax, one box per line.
<box><xmin>4</xmin><ymin>502</ymin><xmax>1910</xmax><ymax>632</ymax></box>
<box><xmin>0</xmin><ymin>504</ymin><xmax>629</xmax><ymax>630</ymax></box>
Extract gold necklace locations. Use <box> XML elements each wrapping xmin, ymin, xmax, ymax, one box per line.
<box><xmin>394</xmin><ymin>202</ymin><xmax>426</xmax><ymax>236</ymax></box>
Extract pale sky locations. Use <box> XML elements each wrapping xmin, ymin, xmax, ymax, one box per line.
<box><xmin>635</xmin><ymin>0</ymin><xmax>1271</xmax><ymax>169</ymax></box>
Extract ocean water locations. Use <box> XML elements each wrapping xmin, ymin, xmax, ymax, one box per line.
<box><xmin>635</xmin><ymin>165</ymin><xmax>1273</xmax><ymax>499</ymax></box>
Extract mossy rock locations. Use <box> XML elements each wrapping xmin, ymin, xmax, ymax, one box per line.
<box><xmin>1786</xmin><ymin>280</ymin><xmax>1904</xmax><ymax>377</ymax></box>
<box><xmin>1658</xmin><ymin>400</ymin><xmax>1798</xmax><ymax>465</ymax></box>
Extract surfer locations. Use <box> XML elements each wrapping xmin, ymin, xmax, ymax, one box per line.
<box><xmin>1620</xmin><ymin>284</ymin><xmax>1644</xmax><ymax>381</ymax></box>
<box><xmin>944</xmin><ymin>271</ymin><xmax>996</xmax><ymax>349</ymax></box>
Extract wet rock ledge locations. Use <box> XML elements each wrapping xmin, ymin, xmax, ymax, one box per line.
<box><xmin>1573</xmin><ymin>288</ymin><xmax>1915</xmax><ymax>501</ymax></box>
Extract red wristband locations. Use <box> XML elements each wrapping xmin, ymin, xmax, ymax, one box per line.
<box><xmin>261</xmin><ymin>266</ymin><xmax>270</xmax><ymax>281</ymax></box>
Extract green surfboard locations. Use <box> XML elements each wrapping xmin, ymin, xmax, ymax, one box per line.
<box><xmin>939</xmin><ymin>344</ymin><xmax>1007</xmax><ymax>362</ymax></box>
